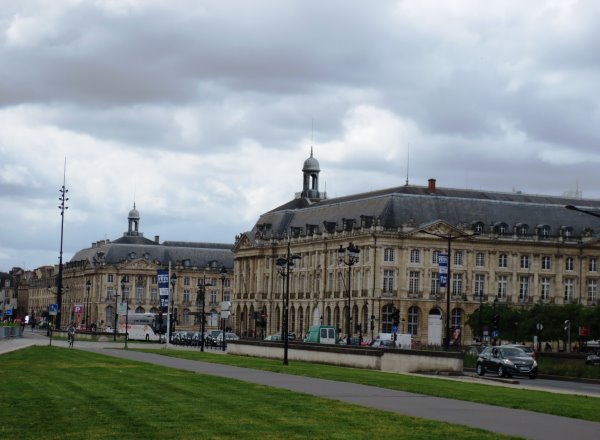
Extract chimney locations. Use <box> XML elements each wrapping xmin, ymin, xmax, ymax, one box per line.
<box><xmin>428</xmin><ymin>178</ymin><xmax>436</xmax><ymax>194</ymax></box>
<box><xmin>154</xmin><ymin>235</ymin><xmax>160</xmax><ymax>244</ymax></box>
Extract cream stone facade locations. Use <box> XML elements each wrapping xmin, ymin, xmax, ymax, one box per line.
<box><xmin>27</xmin><ymin>207</ymin><xmax>234</xmax><ymax>333</ymax></box>
<box><xmin>232</xmin><ymin>153</ymin><xmax>600</xmax><ymax>346</ymax></box>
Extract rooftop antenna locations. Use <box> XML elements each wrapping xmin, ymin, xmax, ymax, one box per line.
<box><xmin>405</xmin><ymin>142</ymin><xmax>410</xmax><ymax>185</ymax></box>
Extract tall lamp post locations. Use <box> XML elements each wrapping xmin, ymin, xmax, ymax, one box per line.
<box><xmin>276</xmin><ymin>239</ymin><xmax>300</xmax><ymax>364</ymax></box>
<box><xmin>169</xmin><ymin>273</ymin><xmax>177</xmax><ymax>344</ymax></box>
<box><xmin>121</xmin><ymin>276</ymin><xmax>128</xmax><ymax>349</ymax></box>
<box><xmin>220</xmin><ymin>267</ymin><xmax>228</xmax><ymax>352</ymax></box>
<box><xmin>338</xmin><ymin>243</ymin><xmax>360</xmax><ymax>345</ymax></box>
<box><xmin>196</xmin><ymin>277</ymin><xmax>207</xmax><ymax>352</ymax></box>
<box><xmin>113</xmin><ymin>289</ymin><xmax>120</xmax><ymax>342</ymax></box>
<box><xmin>85</xmin><ymin>279</ymin><xmax>91</xmax><ymax>330</ymax></box>
<box><xmin>56</xmin><ymin>171</ymin><xmax>68</xmax><ymax>330</ymax></box>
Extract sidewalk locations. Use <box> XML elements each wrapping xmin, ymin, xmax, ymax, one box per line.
<box><xmin>3</xmin><ymin>333</ymin><xmax>600</xmax><ymax>440</ymax></box>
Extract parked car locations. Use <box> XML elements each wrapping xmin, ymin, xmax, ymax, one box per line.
<box><xmin>338</xmin><ymin>337</ymin><xmax>363</xmax><ymax>346</ymax></box>
<box><xmin>216</xmin><ymin>332</ymin><xmax>240</xmax><ymax>343</ymax></box>
<box><xmin>464</xmin><ymin>344</ymin><xmax>487</xmax><ymax>357</ymax></box>
<box><xmin>264</xmin><ymin>334</ymin><xmax>282</xmax><ymax>341</ymax></box>
<box><xmin>476</xmin><ymin>346</ymin><xmax>538</xmax><ymax>379</ymax></box>
<box><xmin>585</xmin><ymin>352</ymin><xmax>600</xmax><ymax>365</ymax></box>
<box><xmin>369</xmin><ymin>339</ymin><xmax>396</xmax><ymax>349</ymax></box>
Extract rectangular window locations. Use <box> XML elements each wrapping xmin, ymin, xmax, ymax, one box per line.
<box><xmin>210</xmin><ymin>290</ymin><xmax>217</xmax><ymax>305</ymax></box>
<box><xmin>107</xmin><ymin>273</ymin><xmax>114</xmax><ymax>283</ymax></box>
<box><xmin>475</xmin><ymin>253</ymin><xmax>485</xmax><ymax>267</ymax></box>
<box><xmin>474</xmin><ymin>274</ymin><xmax>485</xmax><ymax>296</ymax></box>
<box><xmin>540</xmin><ymin>277</ymin><xmax>551</xmax><ymax>300</ymax></box>
<box><xmin>136</xmin><ymin>286</ymin><xmax>144</xmax><ymax>303</ymax></box>
<box><xmin>183</xmin><ymin>289</ymin><xmax>190</xmax><ymax>304</ymax></box>
<box><xmin>184</xmin><ymin>277</ymin><xmax>190</xmax><ymax>286</ymax></box>
<box><xmin>588</xmin><ymin>279</ymin><xmax>598</xmax><ymax>301</ymax></box>
<box><xmin>150</xmin><ymin>288</ymin><xmax>158</xmax><ymax>303</ymax></box>
<box><xmin>408</xmin><ymin>271</ymin><xmax>420</xmax><ymax>294</ymax></box>
<box><xmin>106</xmin><ymin>286</ymin><xmax>114</xmax><ymax>300</ymax></box>
<box><xmin>430</xmin><ymin>272</ymin><xmax>439</xmax><ymax>295</ymax></box>
<box><xmin>224</xmin><ymin>291</ymin><xmax>231</xmax><ymax>302</ymax></box>
<box><xmin>542</xmin><ymin>256</ymin><xmax>551</xmax><ymax>270</ymax></box>
<box><xmin>453</xmin><ymin>251</ymin><xmax>464</xmax><ymax>266</ymax></box>
<box><xmin>432</xmin><ymin>250</ymin><xmax>440</xmax><ymax>264</ymax></box>
<box><xmin>589</xmin><ymin>258</ymin><xmax>598</xmax><ymax>272</ymax></box>
<box><xmin>384</xmin><ymin>248</ymin><xmax>394</xmax><ymax>262</ymax></box>
<box><xmin>383</xmin><ymin>269</ymin><xmax>394</xmax><ymax>293</ymax></box>
<box><xmin>520</xmin><ymin>255</ymin><xmax>529</xmax><ymax>269</ymax></box>
<box><xmin>151</xmin><ymin>276</ymin><xmax>157</xmax><ymax>284</ymax></box>
<box><xmin>519</xmin><ymin>276</ymin><xmax>529</xmax><ymax>299</ymax></box>
<box><xmin>497</xmin><ymin>276</ymin><xmax>507</xmax><ymax>299</ymax></box>
<box><xmin>498</xmin><ymin>254</ymin><xmax>508</xmax><ymax>268</ymax></box>
<box><xmin>451</xmin><ymin>273</ymin><xmax>463</xmax><ymax>295</ymax></box>
<box><xmin>410</xmin><ymin>249</ymin><xmax>420</xmax><ymax>264</ymax></box>
<box><xmin>564</xmin><ymin>278</ymin><xmax>574</xmax><ymax>301</ymax></box>
<box><xmin>565</xmin><ymin>257</ymin><xmax>574</xmax><ymax>271</ymax></box>
<box><xmin>122</xmin><ymin>287</ymin><xmax>130</xmax><ymax>300</ymax></box>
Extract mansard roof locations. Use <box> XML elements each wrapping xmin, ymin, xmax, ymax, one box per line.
<box><xmin>247</xmin><ymin>182</ymin><xmax>600</xmax><ymax>242</ymax></box>
<box><xmin>69</xmin><ymin>240</ymin><xmax>233</xmax><ymax>269</ymax></box>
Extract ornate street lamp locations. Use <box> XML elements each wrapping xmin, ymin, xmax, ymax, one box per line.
<box><xmin>169</xmin><ymin>273</ymin><xmax>177</xmax><ymax>344</ymax></box>
<box><xmin>338</xmin><ymin>243</ymin><xmax>360</xmax><ymax>345</ymax></box>
<box><xmin>56</xmin><ymin>170</ymin><xmax>68</xmax><ymax>330</ymax></box>
<box><xmin>85</xmin><ymin>279</ymin><xmax>91</xmax><ymax>330</ymax></box>
<box><xmin>220</xmin><ymin>267</ymin><xmax>228</xmax><ymax>351</ymax></box>
<box><xmin>276</xmin><ymin>240</ymin><xmax>300</xmax><ymax>365</ymax></box>
<box><xmin>113</xmin><ymin>288</ymin><xmax>120</xmax><ymax>342</ymax></box>
<box><xmin>196</xmin><ymin>277</ymin><xmax>208</xmax><ymax>352</ymax></box>
<box><xmin>122</xmin><ymin>276</ymin><xmax>128</xmax><ymax>349</ymax></box>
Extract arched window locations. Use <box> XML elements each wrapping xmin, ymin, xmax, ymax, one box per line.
<box><xmin>298</xmin><ymin>307</ymin><xmax>304</xmax><ymax>336</ymax></box>
<box><xmin>494</xmin><ymin>222</ymin><xmax>508</xmax><ymax>236</ymax></box>
<box><xmin>290</xmin><ymin>306</ymin><xmax>296</xmax><ymax>334</ymax></box>
<box><xmin>472</xmin><ymin>221</ymin><xmax>485</xmax><ymax>234</ymax></box>
<box><xmin>451</xmin><ymin>308</ymin><xmax>463</xmax><ymax>328</ymax></box>
<box><xmin>135</xmin><ymin>306</ymin><xmax>145</xmax><ymax>313</ymax></box>
<box><xmin>334</xmin><ymin>306</ymin><xmax>340</xmax><ymax>332</ymax></box>
<box><xmin>325</xmin><ymin>306</ymin><xmax>332</xmax><ymax>326</ymax></box>
<box><xmin>537</xmin><ymin>224</ymin><xmax>551</xmax><ymax>238</ymax></box>
<box><xmin>408</xmin><ymin>306</ymin><xmax>419</xmax><ymax>335</ymax></box>
<box><xmin>516</xmin><ymin>223</ymin><xmax>529</xmax><ymax>236</ymax></box>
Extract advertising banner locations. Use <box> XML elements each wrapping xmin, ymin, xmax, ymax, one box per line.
<box><xmin>438</xmin><ymin>253</ymin><xmax>448</xmax><ymax>288</ymax></box>
<box><xmin>158</xmin><ymin>269</ymin><xmax>170</xmax><ymax>313</ymax></box>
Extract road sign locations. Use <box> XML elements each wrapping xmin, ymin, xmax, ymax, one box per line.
<box><xmin>49</xmin><ymin>304</ymin><xmax>58</xmax><ymax>316</ymax></box>
<box><xmin>6</xmin><ymin>308</ymin><xmax>13</xmax><ymax>316</ymax></box>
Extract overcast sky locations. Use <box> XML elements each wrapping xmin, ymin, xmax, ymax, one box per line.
<box><xmin>2</xmin><ymin>0</ymin><xmax>600</xmax><ymax>271</ymax></box>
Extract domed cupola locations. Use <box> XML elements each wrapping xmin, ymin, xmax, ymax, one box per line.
<box><xmin>127</xmin><ymin>203</ymin><xmax>140</xmax><ymax>236</ymax></box>
<box><xmin>300</xmin><ymin>148</ymin><xmax>324</xmax><ymax>200</ymax></box>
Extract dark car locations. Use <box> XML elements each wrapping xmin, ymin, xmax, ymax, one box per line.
<box><xmin>585</xmin><ymin>352</ymin><xmax>600</xmax><ymax>365</ymax></box>
<box><xmin>369</xmin><ymin>339</ymin><xmax>395</xmax><ymax>349</ymax></box>
<box><xmin>476</xmin><ymin>346</ymin><xmax>538</xmax><ymax>379</ymax></box>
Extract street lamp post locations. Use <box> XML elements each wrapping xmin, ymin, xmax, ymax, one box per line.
<box><xmin>113</xmin><ymin>289</ymin><xmax>120</xmax><ymax>342</ymax></box>
<box><xmin>276</xmin><ymin>239</ymin><xmax>300</xmax><ymax>365</ymax></box>
<box><xmin>196</xmin><ymin>277</ymin><xmax>207</xmax><ymax>352</ymax></box>
<box><xmin>220</xmin><ymin>267</ymin><xmax>228</xmax><ymax>352</ymax></box>
<box><xmin>122</xmin><ymin>277</ymin><xmax>128</xmax><ymax>349</ymax></box>
<box><xmin>169</xmin><ymin>273</ymin><xmax>177</xmax><ymax>344</ymax></box>
<box><xmin>56</xmin><ymin>172</ymin><xmax>68</xmax><ymax>330</ymax></box>
<box><xmin>338</xmin><ymin>243</ymin><xmax>360</xmax><ymax>345</ymax></box>
<box><xmin>85</xmin><ymin>279</ymin><xmax>91</xmax><ymax>330</ymax></box>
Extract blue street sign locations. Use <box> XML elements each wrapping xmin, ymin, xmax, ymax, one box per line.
<box><xmin>438</xmin><ymin>253</ymin><xmax>448</xmax><ymax>288</ymax></box>
<box><xmin>49</xmin><ymin>304</ymin><xmax>58</xmax><ymax>316</ymax></box>
<box><xmin>6</xmin><ymin>308</ymin><xmax>13</xmax><ymax>316</ymax></box>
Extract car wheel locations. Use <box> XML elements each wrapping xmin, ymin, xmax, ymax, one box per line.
<box><xmin>497</xmin><ymin>366</ymin><xmax>505</xmax><ymax>378</ymax></box>
<box><xmin>476</xmin><ymin>363</ymin><xmax>485</xmax><ymax>376</ymax></box>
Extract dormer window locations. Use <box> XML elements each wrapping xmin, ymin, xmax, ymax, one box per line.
<box><xmin>494</xmin><ymin>222</ymin><xmax>508</xmax><ymax>236</ymax></box>
<box><xmin>472</xmin><ymin>221</ymin><xmax>485</xmax><ymax>234</ymax></box>
<box><xmin>561</xmin><ymin>226</ymin><xmax>573</xmax><ymax>238</ymax></box>
<box><xmin>516</xmin><ymin>223</ymin><xmax>529</xmax><ymax>236</ymax></box>
<box><xmin>537</xmin><ymin>224</ymin><xmax>551</xmax><ymax>239</ymax></box>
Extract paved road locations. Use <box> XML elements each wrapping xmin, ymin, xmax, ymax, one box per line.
<box><xmin>3</xmin><ymin>333</ymin><xmax>600</xmax><ymax>440</ymax></box>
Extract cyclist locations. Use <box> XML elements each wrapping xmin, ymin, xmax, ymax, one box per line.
<box><xmin>67</xmin><ymin>322</ymin><xmax>76</xmax><ymax>348</ymax></box>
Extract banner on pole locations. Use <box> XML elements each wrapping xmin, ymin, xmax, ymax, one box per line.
<box><xmin>438</xmin><ymin>253</ymin><xmax>448</xmax><ymax>288</ymax></box>
<box><xmin>158</xmin><ymin>269</ymin><xmax>169</xmax><ymax>313</ymax></box>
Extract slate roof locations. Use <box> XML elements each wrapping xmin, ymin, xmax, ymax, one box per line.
<box><xmin>248</xmin><ymin>183</ymin><xmax>600</xmax><ymax>241</ymax></box>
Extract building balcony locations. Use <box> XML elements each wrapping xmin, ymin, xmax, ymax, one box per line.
<box><xmin>540</xmin><ymin>297</ymin><xmax>554</xmax><ymax>304</ymax></box>
<box><xmin>517</xmin><ymin>296</ymin><xmax>533</xmax><ymax>304</ymax></box>
<box><xmin>473</xmin><ymin>294</ymin><xmax>489</xmax><ymax>302</ymax></box>
<box><xmin>407</xmin><ymin>291</ymin><xmax>423</xmax><ymax>299</ymax></box>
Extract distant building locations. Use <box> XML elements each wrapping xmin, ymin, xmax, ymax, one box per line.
<box><xmin>233</xmin><ymin>151</ymin><xmax>600</xmax><ymax>345</ymax></box>
<box><xmin>27</xmin><ymin>206</ymin><xmax>233</xmax><ymax>332</ymax></box>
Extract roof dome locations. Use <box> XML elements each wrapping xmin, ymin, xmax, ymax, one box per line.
<box><xmin>128</xmin><ymin>206</ymin><xmax>140</xmax><ymax>220</ymax></box>
<box><xmin>302</xmin><ymin>149</ymin><xmax>320</xmax><ymax>172</ymax></box>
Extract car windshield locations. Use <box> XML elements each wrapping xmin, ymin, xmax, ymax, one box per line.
<box><xmin>500</xmin><ymin>347</ymin><xmax>526</xmax><ymax>357</ymax></box>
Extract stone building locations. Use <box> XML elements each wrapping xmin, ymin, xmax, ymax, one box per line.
<box><xmin>232</xmin><ymin>151</ymin><xmax>600</xmax><ymax>345</ymax></box>
<box><xmin>28</xmin><ymin>206</ymin><xmax>234</xmax><ymax>332</ymax></box>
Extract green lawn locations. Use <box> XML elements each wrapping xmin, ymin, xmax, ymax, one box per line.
<box><xmin>135</xmin><ymin>348</ymin><xmax>600</xmax><ymax>423</ymax></box>
<box><xmin>0</xmin><ymin>346</ymin><xmax>519</xmax><ymax>440</ymax></box>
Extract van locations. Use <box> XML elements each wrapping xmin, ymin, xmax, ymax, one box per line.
<box><xmin>374</xmin><ymin>332</ymin><xmax>412</xmax><ymax>349</ymax></box>
<box><xmin>303</xmin><ymin>325</ymin><xmax>337</xmax><ymax>344</ymax></box>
